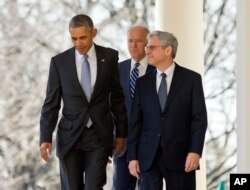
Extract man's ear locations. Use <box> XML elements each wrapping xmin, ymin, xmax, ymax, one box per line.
<box><xmin>92</xmin><ymin>28</ymin><xmax>97</xmax><ymax>38</ymax></box>
<box><xmin>165</xmin><ymin>46</ymin><xmax>173</xmax><ymax>57</ymax></box>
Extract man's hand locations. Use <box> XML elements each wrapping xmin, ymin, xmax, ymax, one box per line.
<box><xmin>185</xmin><ymin>152</ymin><xmax>200</xmax><ymax>172</ymax></box>
<box><xmin>113</xmin><ymin>137</ymin><xmax>126</xmax><ymax>158</ymax></box>
<box><xmin>40</xmin><ymin>142</ymin><xmax>52</xmax><ymax>162</ymax></box>
<box><xmin>108</xmin><ymin>157</ymin><xmax>112</xmax><ymax>164</ymax></box>
<box><xmin>129</xmin><ymin>160</ymin><xmax>140</xmax><ymax>179</ymax></box>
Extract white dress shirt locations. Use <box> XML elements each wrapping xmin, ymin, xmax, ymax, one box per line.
<box><xmin>75</xmin><ymin>44</ymin><xmax>97</xmax><ymax>93</ymax></box>
<box><xmin>130</xmin><ymin>56</ymin><xmax>148</xmax><ymax>77</ymax></box>
<box><xmin>156</xmin><ymin>63</ymin><xmax>175</xmax><ymax>94</ymax></box>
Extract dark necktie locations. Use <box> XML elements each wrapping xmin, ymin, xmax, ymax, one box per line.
<box><xmin>81</xmin><ymin>54</ymin><xmax>92</xmax><ymax>127</ymax></box>
<box><xmin>129</xmin><ymin>63</ymin><xmax>140</xmax><ymax>98</ymax></box>
<box><xmin>158</xmin><ymin>73</ymin><xmax>167</xmax><ymax>112</ymax></box>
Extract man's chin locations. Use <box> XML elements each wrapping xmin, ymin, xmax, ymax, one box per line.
<box><xmin>76</xmin><ymin>48</ymin><xmax>86</xmax><ymax>55</ymax></box>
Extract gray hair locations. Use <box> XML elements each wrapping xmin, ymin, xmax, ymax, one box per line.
<box><xmin>127</xmin><ymin>25</ymin><xmax>150</xmax><ymax>42</ymax></box>
<box><xmin>128</xmin><ymin>25</ymin><xmax>150</xmax><ymax>35</ymax></box>
<box><xmin>69</xmin><ymin>14</ymin><xmax>94</xmax><ymax>29</ymax></box>
<box><xmin>147</xmin><ymin>31</ymin><xmax>178</xmax><ymax>58</ymax></box>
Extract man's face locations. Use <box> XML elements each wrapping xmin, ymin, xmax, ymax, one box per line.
<box><xmin>127</xmin><ymin>28</ymin><xmax>148</xmax><ymax>62</ymax></box>
<box><xmin>145</xmin><ymin>36</ymin><xmax>168</xmax><ymax>67</ymax></box>
<box><xmin>69</xmin><ymin>26</ymin><xmax>97</xmax><ymax>55</ymax></box>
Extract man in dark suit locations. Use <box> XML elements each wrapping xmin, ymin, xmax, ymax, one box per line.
<box><xmin>127</xmin><ymin>31</ymin><xmax>207</xmax><ymax>190</ymax></box>
<box><xmin>39</xmin><ymin>14</ymin><xmax>128</xmax><ymax>190</ymax></box>
<box><xmin>112</xmin><ymin>26</ymin><xmax>155</xmax><ymax>190</ymax></box>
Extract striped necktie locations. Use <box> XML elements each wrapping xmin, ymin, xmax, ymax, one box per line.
<box><xmin>130</xmin><ymin>63</ymin><xmax>140</xmax><ymax>98</ymax></box>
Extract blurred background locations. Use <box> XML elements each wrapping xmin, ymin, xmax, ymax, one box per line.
<box><xmin>0</xmin><ymin>0</ymin><xmax>236</xmax><ymax>189</ymax></box>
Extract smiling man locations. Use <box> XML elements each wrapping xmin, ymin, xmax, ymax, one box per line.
<box><xmin>39</xmin><ymin>14</ymin><xmax>128</xmax><ymax>190</ymax></box>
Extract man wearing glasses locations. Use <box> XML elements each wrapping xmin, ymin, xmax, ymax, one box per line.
<box><xmin>127</xmin><ymin>31</ymin><xmax>207</xmax><ymax>190</ymax></box>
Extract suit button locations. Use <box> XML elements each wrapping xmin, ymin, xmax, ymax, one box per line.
<box><xmin>161</xmin><ymin>117</ymin><xmax>164</xmax><ymax>120</ymax></box>
<box><xmin>158</xmin><ymin>134</ymin><xmax>161</xmax><ymax>137</ymax></box>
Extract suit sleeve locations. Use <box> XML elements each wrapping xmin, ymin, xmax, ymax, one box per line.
<box><xmin>110</xmin><ymin>51</ymin><xmax>128</xmax><ymax>138</ymax></box>
<box><xmin>190</xmin><ymin>75</ymin><xmax>207</xmax><ymax>156</ymax></box>
<box><xmin>40</xmin><ymin>58</ymin><xmax>62</xmax><ymax>145</ymax></box>
<box><xmin>127</xmin><ymin>79</ymin><xmax>143</xmax><ymax>161</ymax></box>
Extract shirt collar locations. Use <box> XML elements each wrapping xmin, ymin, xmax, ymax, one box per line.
<box><xmin>75</xmin><ymin>43</ymin><xmax>96</xmax><ymax>61</ymax></box>
<box><xmin>131</xmin><ymin>56</ymin><xmax>147</xmax><ymax>68</ymax></box>
<box><xmin>156</xmin><ymin>62</ymin><xmax>175</xmax><ymax>78</ymax></box>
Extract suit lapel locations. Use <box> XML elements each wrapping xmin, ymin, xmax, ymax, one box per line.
<box><xmin>66</xmin><ymin>48</ymin><xmax>88</xmax><ymax>98</ymax></box>
<box><xmin>126</xmin><ymin>61</ymin><xmax>153</xmax><ymax>105</ymax></box>
<box><xmin>164</xmin><ymin>64</ymin><xmax>183</xmax><ymax>112</ymax></box>
<box><xmin>124</xmin><ymin>60</ymin><xmax>132</xmax><ymax>102</ymax></box>
<box><xmin>66</xmin><ymin>48</ymin><xmax>78</xmax><ymax>83</ymax></box>
<box><xmin>148</xmin><ymin>71</ymin><xmax>162</xmax><ymax>114</ymax></box>
<box><xmin>90</xmin><ymin>44</ymin><xmax>105</xmax><ymax>101</ymax></box>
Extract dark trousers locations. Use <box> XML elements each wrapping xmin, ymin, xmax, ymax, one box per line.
<box><xmin>112</xmin><ymin>151</ymin><xmax>138</xmax><ymax>190</ymax></box>
<box><xmin>140</xmin><ymin>147</ymin><xmax>196</xmax><ymax>190</ymax></box>
<box><xmin>59</xmin><ymin>126</ymin><xmax>109</xmax><ymax>190</ymax></box>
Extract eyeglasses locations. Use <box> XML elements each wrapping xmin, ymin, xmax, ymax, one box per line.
<box><xmin>145</xmin><ymin>45</ymin><xmax>166</xmax><ymax>51</ymax></box>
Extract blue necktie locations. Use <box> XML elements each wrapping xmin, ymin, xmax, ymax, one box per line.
<box><xmin>130</xmin><ymin>63</ymin><xmax>140</xmax><ymax>98</ymax></box>
<box><xmin>81</xmin><ymin>55</ymin><xmax>91</xmax><ymax>101</ymax></box>
<box><xmin>81</xmin><ymin>54</ymin><xmax>92</xmax><ymax>127</ymax></box>
<box><xmin>158</xmin><ymin>73</ymin><xmax>167</xmax><ymax>112</ymax></box>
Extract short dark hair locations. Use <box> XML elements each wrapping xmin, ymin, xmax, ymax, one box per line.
<box><xmin>69</xmin><ymin>14</ymin><xmax>94</xmax><ymax>29</ymax></box>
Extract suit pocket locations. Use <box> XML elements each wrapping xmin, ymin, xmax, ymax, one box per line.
<box><xmin>58</xmin><ymin>118</ymin><xmax>72</xmax><ymax>130</ymax></box>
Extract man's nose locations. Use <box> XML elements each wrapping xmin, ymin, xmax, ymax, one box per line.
<box><xmin>75</xmin><ymin>39</ymin><xmax>81</xmax><ymax>46</ymax></box>
<box><xmin>131</xmin><ymin>41</ymin><xmax>137</xmax><ymax>47</ymax></box>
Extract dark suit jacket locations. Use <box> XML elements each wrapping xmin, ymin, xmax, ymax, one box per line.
<box><xmin>40</xmin><ymin>44</ymin><xmax>128</xmax><ymax>159</ymax></box>
<box><xmin>127</xmin><ymin>63</ymin><xmax>207</xmax><ymax>172</ymax></box>
<box><xmin>118</xmin><ymin>59</ymin><xmax>155</xmax><ymax>125</ymax></box>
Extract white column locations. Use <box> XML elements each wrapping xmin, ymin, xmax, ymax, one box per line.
<box><xmin>155</xmin><ymin>0</ymin><xmax>206</xmax><ymax>189</ymax></box>
<box><xmin>155</xmin><ymin>0</ymin><xmax>204</xmax><ymax>73</ymax></box>
<box><xmin>237</xmin><ymin>0</ymin><xmax>250</xmax><ymax>172</ymax></box>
